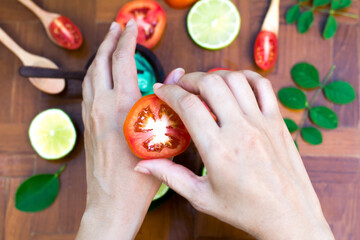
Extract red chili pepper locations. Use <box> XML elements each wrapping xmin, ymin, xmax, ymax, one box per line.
<box><xmin>254</xmin><ymin>30</ymin><xmax>278</xmax><ymax>71</ymax></box>
<box><xmin>49</xmin><ymin>16</ymin><xmax>83</xmax><ymax>50</ymax></box>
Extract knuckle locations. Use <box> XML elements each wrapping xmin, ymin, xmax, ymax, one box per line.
<box><xmin>177</xmin><ymin>93</ymin><xmax>199</xmax><ymax>111</ymax></box>
<box><xmin>225</xmin><ymin>72</ymin><xmax>246</xmax><ymax>85</ymax></box>
<box><xmin>200</xmin><ymin>74</ymin><xmax>223</xmax><ymax>89</ymax></box>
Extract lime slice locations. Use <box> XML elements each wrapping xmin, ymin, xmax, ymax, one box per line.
<box><xmin>29</xmin><ymin>109</ymin><xmax>77</xmax><ymax>160</ymax></box>
<box><xmin>153</xmin><ymin>183</ymin><xmax>169</xmax><ymax>201</ymax></box>
<box><xmin>187</xmin><ymin>0</ymin><xmax>241</xmax><ymax>50</ymax></box>
<box><xmin>202</xmin><ymin>166</ymin><xmax>207</xmax><ymax>176</ymax></box>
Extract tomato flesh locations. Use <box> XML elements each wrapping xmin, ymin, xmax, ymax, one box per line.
<box><xmin>49</xmin><ymin>16</ymin><xmax>83</xmax><ymax>50</ymax></box>
<box><xmin>124</xmin><ymin>94</ymin><xmax>190</xmax><ymax>159</ymax></box>
<box><xmin>254</xmin><ymin>30</ymin><xmax>278</xmax><ymax>71</ymax></box>
<box><xmin>116</xmin><ymin>0</ymin><xmax>166</xmax><ymax>49</ymax></box>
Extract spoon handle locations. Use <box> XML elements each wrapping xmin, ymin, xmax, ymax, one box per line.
<box><xmin>18</xmin><ymin>0</ymin><xmax>55</xmax><ymax>26</ymax></box>
<box><xmin>19</xmin><ymin>66</ymin><xmax>86</xmax><ymax>80</ymax></box>
<box><xmin>0</xmin><ymin>28</ymin><xmax>31</xmax><ymax>64</ymax></box>
<box><xmin>261</xmin><ymin>0</ymin><xmax>280</xmax><ymax>35</ymax></box>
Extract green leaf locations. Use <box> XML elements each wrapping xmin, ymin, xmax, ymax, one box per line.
<box><xmin>286</xmin><ymin>5</ymin><xmax>301</xmax><ymax>24</ymax></box>
<box><xmin>291</xmin><ymin>62</ymin><xmax>320</xmax><ymax>88</ymax></box>
<box><xmin>314</xmin><ymin>0</ymin><xmax>331</xmax><ymax>6</ymax></box>
<box><xmin>278</xmin><ymin>87</ymin><xmax>307</xmax><ymax>109</ymax></box>
<box><xmin>301</xmin><ymin>127</ymin><xmax>323</xmax><ymax>145</ymax></box>
<box><xmin>331</xmin><ymin>0</ymin><xmax>352</xmax><ymax>10</ymax></box>
<box><xmin>294</xmin><ymin>140</ymin><xmax>299</xmax><ymax>150</ymax></box>
<box><xmin>298</xmin><ymin>10</ymin><xmax>314</xmax><ymax>34</ymax></box>
<box><xmin>323</xmin><ymin>14</ymin><xmax>338</xmax><ymax>39</ymax></box>
<box><xmin>309</xmin><ymin>106</ymin><xmax>338</xmax><ymax>129</ymax></box>
<box><xmin>300</xmin><ymin>0</ymin><xmax>310</xmax><ymax>2</ymax></box>
<box><xmin>323</xmin><ymin>81</ymin><xmax>356</xmax><ymax>104</ymax></box>
<box><xmin>284</xmin><ymin>118</ymin><xmax>298</xmax><ymax>133</ymax></box>
<box><xmin>15</xmin><ymin>165</ymin><xmax>65</xmax><ymax>212</ymax></box>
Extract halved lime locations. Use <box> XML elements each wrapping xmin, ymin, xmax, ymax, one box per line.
<box><xmin>187</xmin><ymin>0</ymin><xmax>241</xmax><ymax>50</ymax></box>
<box><xmin>153</xmin><ymin>183</ymin><xmax>169</xmax><ymax>201</ymax></box>
<box><xmin>29</xmin><ymin>109</ymin><xmax>76</xmax><ymax>160</ymax></box>
<box><xmin>202</xmin><ymin>166</ymin><xmax>207</xmax><ymax>176</ymax></box>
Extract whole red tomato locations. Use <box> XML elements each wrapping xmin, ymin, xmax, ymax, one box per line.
<box><xmin>165</xmin><ymin>0</ymin><xmax>198</xmax><ymax>8</ymax></box>
<box><xmin>254</xmin><ymin>30</ymin><xmax>278</xmax><ymax>71</ymax></box>
<box><xmin>124</xmin><ymin>94</ymin><xmax>191</xmax><ymax>159</ymax></box>
<box><xmin>116</xmin><ymin>0</ymin><xmax>166</xmax><ymax>49</ymax></box>
<box><xmin>49</xmin><ymin>16</ymin><xmax>83</xmax><ymax>50</ymax></box>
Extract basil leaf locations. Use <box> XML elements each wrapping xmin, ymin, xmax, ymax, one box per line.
<box><xmin>331</xmin><ymin>0</ymin><xmax>352</xmax><ymax>10</ymax></box>
<box><xmin>284</xmin><ymin>118</ymin><xmax>298</xmax><ymax>133</ymax></box>
<box><xmin>314</xmin><ymin>0</ymin><xmax>331</xmax><ymax>6</ymax></box>
<box><xmin>286</xmin><ymin>5</ymin><xmax>301</xmax><ymax>24</ymax></box>
<box><xmin>323</xmin><ymin>14</ymin><xmax>338</xmax><ymax>39</ymax></box>
<box><xmin>300</xmin><ymin>0</ymin><xmax>310</xmax><ymax>2</ymax></box>
<box><xmin>301</xmin><ymin>127</ymin><xmax>323</xmax><ymax>145</ymax></box>
<box><xmin>323</xmin><ymin>81</ymin><xmax>356</xmax><ymax>104</ymax></box>
<box><xmin>291</xmin><ymin>62</ymin><xmax>320</xmax><ymax>88</ymax></box>
<box><xmin>298</xmin><ymin>10</ymin><xmax>314</xmax><ymax>34</ymax></box>
<box><xmin>294</xmin><ymin>140</ymin><xmax>299</xmax><ymax>150</ymax></box>
<box><xmin>309</xmin><ymin>106</ymin><xmax>338</xmax><ymax>129</ymax></box>
<box><xmin>278</xmin><ymin>87</ymin><xmax>307</xmax><ymax>109</ymax></box>
<box><xmin>15</xmin><ymin>165</ymin><xmax>65</xmax><ymax>212</ymax></box>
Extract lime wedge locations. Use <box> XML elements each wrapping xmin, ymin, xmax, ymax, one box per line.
<box><xmin>29</xmin><ymin>109</ymin><xmax>76</xmax><ymax>160</ymax></box>
<box><xmin>187</xmin><ymin>0</ymin><xmax>241</xmax><ymax>50</ymax></box>
<box><xmin>153</xmin><ymin>183</ymin><xmax>169</xmax><ymax>201</ymax></box>
<box><xmin>202</xmin><ymin>166</ymin><xmax>207</xmax><ymax>176</ymax></box>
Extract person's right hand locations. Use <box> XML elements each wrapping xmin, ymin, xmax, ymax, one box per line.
<box><xmin>134</xmin><ymin>70</ymin><xmax>335</xmax><ymax>240</ymax></box>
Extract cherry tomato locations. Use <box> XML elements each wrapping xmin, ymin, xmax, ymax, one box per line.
<box><xmin>116</xmin><ymin>0</ymin><xmax>166</xmax><ymax>49</ymax></box>
<box><xmin>165</xmin><ymin>0</ymin><xmax>198</xmax><ymax>9</ymax></box>
<box><xmin>49</xmin><ymin>16</ymin><xmax>83</xmax><ymax>50</ymax></box>
<box><xmin>124</xmin><ymin>94</ymin><xmax>191</xmax><ymax>159</ymax></box>
<box><xmin>254</xmin><ymin>30</ymin><xmax>278</xmax><ymax>71</ymax></box>
<box><xmin>207</xmin><ymin>68</ymin><xmax>230</xmax><ymax>73</ymax></box>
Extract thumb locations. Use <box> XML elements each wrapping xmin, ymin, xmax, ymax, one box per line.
<box><xmin>134</xmin><ymin>159</ymin><xmax>201</xmax><ymax>202</ymax></box>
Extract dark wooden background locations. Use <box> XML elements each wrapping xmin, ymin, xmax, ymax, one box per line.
<box><xmin>0</xmin><ymin>0</ymin><xmax>359</xmax><ymax>239</ymax></box>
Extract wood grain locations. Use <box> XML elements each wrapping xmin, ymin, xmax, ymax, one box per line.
<box><xmin>0</xmin><ymin>0</ymin><xmax>359</xmax><ymax>239</ymax></box>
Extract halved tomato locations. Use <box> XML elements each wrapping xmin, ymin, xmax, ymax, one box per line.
<box><xmin>165</xmin><ymin>0</ymin><xmax>198</xmax><ymax>9</ymax></box>
<box><xmin>254</xmin><ymin>30</ymin><xmax>278</xmax><ymax>71</ymax></box>
<box><xmin>116</xmin><ymin>0</ymin><xmax>166</xmax><ymax>49</ymax></box>
<box><xmin>49</xmin><ymin>16</ymin><xmax>83</xmax><ymax>50</ymax></box>
<box><xmin>207</xmin><ymin>68</ymin><xmax>230</xmax><ymax>73</ymax></box>
<box><xmin>124</xmin><ymin>94</ymin><xmax>190</xmax><ymax>159</ymax></box>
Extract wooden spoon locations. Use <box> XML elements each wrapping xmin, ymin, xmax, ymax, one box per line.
<box><xmin>18</xmin><ymin>0</ymin><xmax>83</xmax><ymax>50</ymax></box>
<box><xmin>0</xmin><ymin>28</ymin><xmax>65</xmax><ymax>94</ymax></box>
<box><xmin>254</xmin><ymin>0</ymin><xmax>279</xmax><ymax>71</ymax></box>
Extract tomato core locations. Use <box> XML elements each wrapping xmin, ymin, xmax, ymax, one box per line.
<box><xmin>49</xmin><ymin>16</ymin><xmax>83</xmax><ymax>50</ymax></box>
<box><xmin>254</xmin><ymin>30</ymin><xmax>278</xmax><ymax>71</ymax></box>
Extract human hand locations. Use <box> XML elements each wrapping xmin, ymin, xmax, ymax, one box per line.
<box><xmin>76</xmin><ymin>20</ymin><xmax>161</xmax><ymax>240</ymax></box>
<box><xmin>134</xmin><ymin>70</ymin><xmax>335</xmax><ymax>240</ymax></box>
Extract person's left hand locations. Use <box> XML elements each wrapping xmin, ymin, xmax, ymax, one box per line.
<box><xmin>77</xmin><ymin>20</ymin><xmax>167</xmax><ymax>240</ymax></box>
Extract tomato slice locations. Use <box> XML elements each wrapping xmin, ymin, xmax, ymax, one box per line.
<box><xmin>207</xmin><ymin>68</ymin><xmax>230</xmax><ymax>73</ymax></box>
<box><xmin>165</xmin><ymin>0</ymin><xmax>198</xmax><ymax>9</ymax></box>
<box><xmin>124</xmin><ymin>94</ymin><xmax>190</xmax><ymax>159</ymax></box>
<box><xmin>115</xmin><ymin>0</ymin><xmax>166</xmax><ymax>49</ymax></box>
<box><xmin>49</xmin><ymin>16</ymin><xmax>83</xmax><ymax>50</ymax></box>
<box><xmin>254</xmin><ymin>30</ymin><xmax>278</xmax><ymax>71</ymax></box>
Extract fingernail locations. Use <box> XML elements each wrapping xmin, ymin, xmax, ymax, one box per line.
<box><xmin>127</xmin><ymin>18</ymin><xmax>136</xmax><ymax>27</ymax></box>
<box><xmin>153</xmin><ymin>83</ymin><xmax>163</xmax><ymax>90</ymax></box>
<box><xmin>109</xmin><ymin>22</ymin><xmax>118</xmax><ymax>31</ymax></box>
<box><xmin>134</xmin><ymin>166</ymin><xmax>151</xmax><ymax>175</ymax></box>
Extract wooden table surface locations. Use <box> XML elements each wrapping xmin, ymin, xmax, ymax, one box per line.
<box><xmin>0</xmin><ymin>0</ymin><xmax>359</xmax><ymax>239</ymax></box>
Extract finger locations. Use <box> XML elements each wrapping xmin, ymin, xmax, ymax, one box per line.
<box><xmin>82</xmin><ymin>74</ymin><xmax>93</xmax><ymax>104</ymax></box>
<box><xmin>112</xmin><ymin>19</ymin><xmax>140</xmax><ymax>96</ymax></box>
<box><xmin>134</xmin><ymin>159</ymin><xmax>205</xmax><ymax>204</ymax></box>
<box><xmin>241</xmin><ymin>70</ymin><xmax>281</xmax><ymax>117</ymax></box>
<box><xmin>164</xmin><ymin>68</ymin><xmax>185</xmax><ymax>85</ymax></box>
<box><xmin>91</xmin><ymin>22</ymin><xmax>122</xmax><ymax>91</ymax></box>
<box><xmin>176</xmin><ymin>72</ymin><xmax>243</xmax><ymax>125</ymax></box>
<box><xmin>214</xmin><ymin>71</ymin><xmax>262</xmax><ymax>117</ymax></box>
<box><xmin>154</xmin><ymin>83</ymin><xmax>218</xmax><ymax>151</ymax></box>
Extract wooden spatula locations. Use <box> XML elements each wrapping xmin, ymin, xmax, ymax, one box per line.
<box><xmin>18</xmin><ymin>0</ymin><xmax>83</xmax><ymax>50</ymax></box>
<box><xmin>0</xmin><ymin>28</ymin><xmax>65</xmax><ymax>94</ymax></box>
